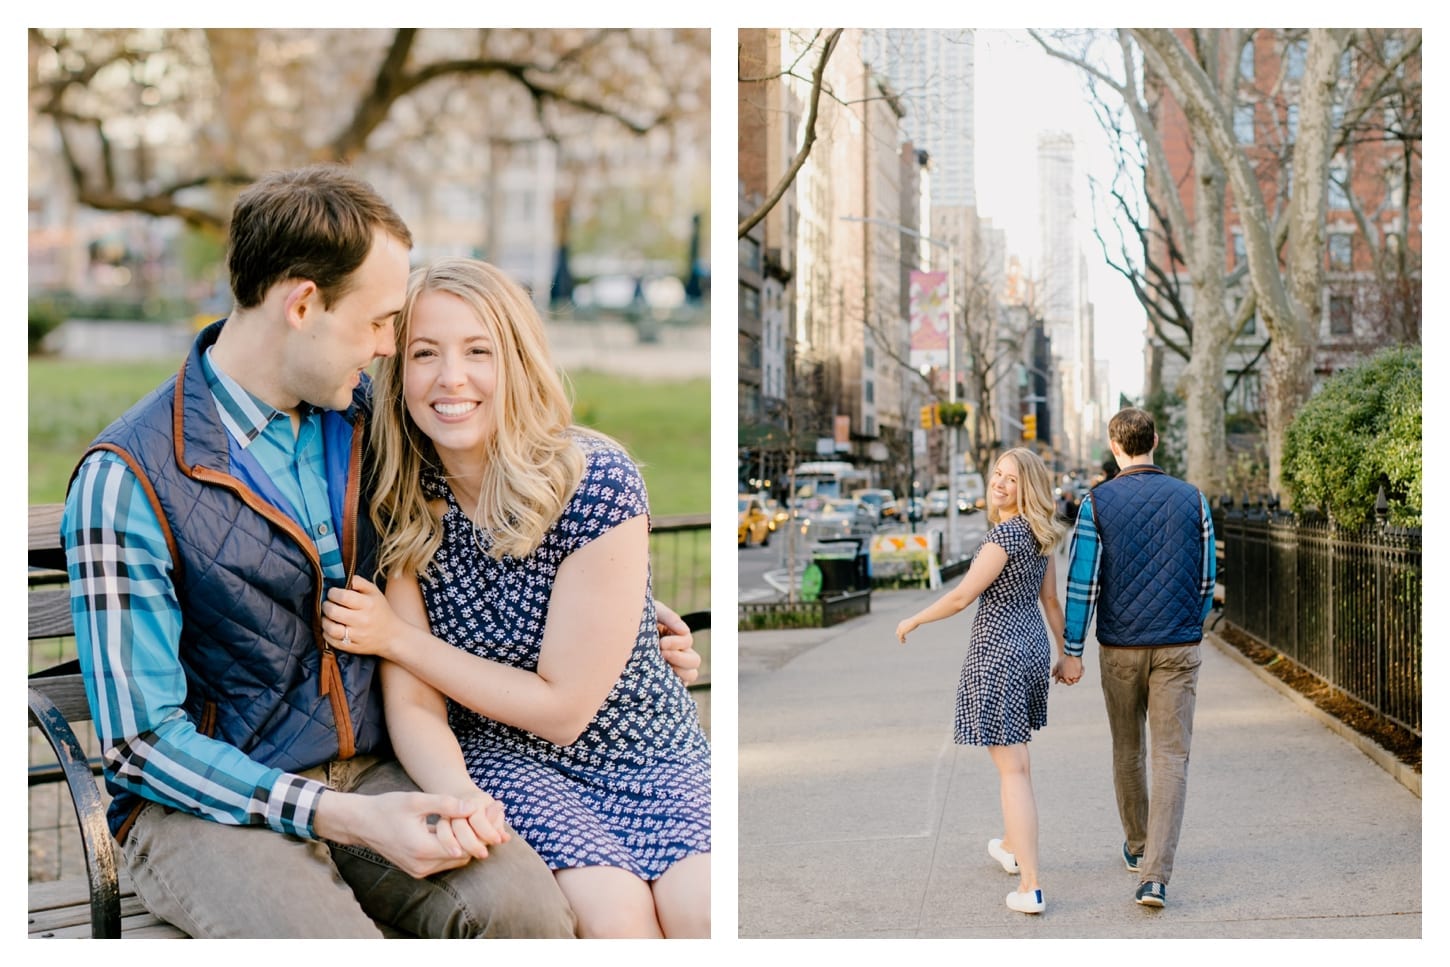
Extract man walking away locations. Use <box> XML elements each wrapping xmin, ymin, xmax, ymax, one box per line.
<box><xmin>1055</xmin><ymin>407</ymin><xmax>1216</xmax><ymax>909</ymax></box>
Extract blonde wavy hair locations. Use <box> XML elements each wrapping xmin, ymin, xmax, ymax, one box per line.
<box><xmin>369</xmin><ymin>257</ymin><xmax>595</xmax><ymax>577</ymax></box>
<box><xmin>987</xmin><ymin>447</ymin><xmax>1064</xmax><ymax>553</ymax></box>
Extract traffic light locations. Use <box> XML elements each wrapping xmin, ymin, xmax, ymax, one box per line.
<box><xmin>1022</xmin><ymin>413</ymin><xmax>1038</xmax><ymax>440</ymax></box>
<box><xmin>919</xmin><ymin>404</ymin><xmax>939</xmax><ymax>429</ymax></box>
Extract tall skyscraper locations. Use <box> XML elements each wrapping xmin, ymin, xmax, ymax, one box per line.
<box><xmin>1037</xmin><ymin>131</ymin><xmax>1078</xmax><ymax>361</ymax></box>
<box><xmin>863</xmin><ymin>30</ymin><xmax>975</xmax><ymax>208</ymax></box>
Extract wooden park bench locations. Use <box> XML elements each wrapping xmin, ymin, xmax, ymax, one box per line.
<box><xmin>28</xmin><ymin>503</ymin><xmax>186</xmax><ymax>938</ymax></box>
<box><xmin>28</xmin><ymin>502</ymin><xmax>710</xmax><ymax>939</ymax></box>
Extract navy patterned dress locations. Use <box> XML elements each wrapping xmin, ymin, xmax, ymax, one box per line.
<box><xmin>416</xmin><ymin>435</ymin><xmax>711</xmax><ymax>880</ymax></box>
<box><xmin>954</xmin><ymin>514</ymin><xmax>1051</xmax><ymax>747</ymax></box>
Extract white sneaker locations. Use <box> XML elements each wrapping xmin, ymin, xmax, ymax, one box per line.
<box><xmin>987</xmin><ymin>838</ymin><xmax>1018</xmax><ymax>873</ymax></box>
<box><xmin>1006</xmin><ymin>888</ymin><xmax>1045</xmax><ymax>914</ymax></box>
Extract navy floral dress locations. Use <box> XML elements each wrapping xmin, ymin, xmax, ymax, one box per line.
<box><xmin>416</xmin><ymin>435</ymin><xmax>711</xmax><ymax>879</ymax></box>
<box><xmin>954</xmin><ymin>514</ymin><xmax>1051</xmax><ymax>746</ymax></box>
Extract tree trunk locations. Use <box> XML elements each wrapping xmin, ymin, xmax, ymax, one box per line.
<box><xmin>1178</xmin><ymin>81</ymin><xmax>1231</xmax><ymax>496</ymax></box>
<box><xmin>1133</xmin><ymin>28</ymin><xmax>1349</xmax><ymax>496</ymax></box>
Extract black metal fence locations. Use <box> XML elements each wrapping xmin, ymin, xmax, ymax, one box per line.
<box><xmin>1216</xmin><ymin>501</ymin><xmax>1421</xmax><ymax>736</ymax></box>
<box><xmin>649</xmin><ymin>513</ymin><xmax>711</xmax><ymax>618</ymax></box>
<box><xmin>738</xmin><ymin>588</ymin><xmax>872</xmax><ymax>630</ymax></box>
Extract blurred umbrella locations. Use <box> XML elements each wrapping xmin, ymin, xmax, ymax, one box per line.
<box><xmin>550</xmin><ymin>242</ymin><xmax>574</xmax><ymax>307</ymax></box>
<box><xmin>684</xmin><ymin>212</ymin><xmax>706</xmax><ymax>303</ymax></box>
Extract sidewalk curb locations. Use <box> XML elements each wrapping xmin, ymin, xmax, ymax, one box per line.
<box><xmin>1204</xmin><ymin>630</ymin><xmax>1421</xmax><ymax>799</ymax></box>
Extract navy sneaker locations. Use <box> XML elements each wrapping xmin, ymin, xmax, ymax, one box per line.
<box><xmin>1122</xmin><ymin>841</ymin><xmax>1141</xmax><ymax>872</ymax></box>
<box><xmin>1135</xmin><ymin>881</ymin><xmax>1166</xmax><ymax>908</ymax></box>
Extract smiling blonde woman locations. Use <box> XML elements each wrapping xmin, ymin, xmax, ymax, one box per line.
<box><xmin>895</xmin><ymin>446</ymin><xmax>1068</xmax><ymax>915</ymax></box>
<box><xmin>324</xmin><ymin>257</ymin><xmax>711</xmax><ymax>938</ymax></box>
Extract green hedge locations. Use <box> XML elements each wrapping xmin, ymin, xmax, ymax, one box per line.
<box><xmin>1282</xmin><ymin>346</ymin><xmax>1421</xmax><ymax>529</ymax></box>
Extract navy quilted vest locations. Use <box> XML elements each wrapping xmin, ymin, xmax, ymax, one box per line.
<box><xmin>77</xmin><ymin>321</ymin><xmax>389</xmax><ymax>834</ymax></box>
<box><xmin>1091</xmin><ymin>466</ymin><xmax>1205</xmax><ymax>646</ymax></box>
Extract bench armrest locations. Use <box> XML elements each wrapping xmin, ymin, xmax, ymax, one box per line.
<box><xmin>28</xmin><ymin>680</ymin><xmax>121</xmax><ymax>938</ymax></box>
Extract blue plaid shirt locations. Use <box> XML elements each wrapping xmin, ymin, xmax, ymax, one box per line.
<box><xmin>1064</xmin><ymin>490</ymin><xmax>1216</xmax><ymax>656</ymax></box>
<box><xmin>63</xmin><ymin>349</ymin><xmax>344</xmax><ymax>838</ymax></box>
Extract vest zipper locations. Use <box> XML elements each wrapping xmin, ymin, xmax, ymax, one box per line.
<box><xmin>188</xmin><ymin>464</ymin><xmax>356</xmax><ymax>759</ymax></box>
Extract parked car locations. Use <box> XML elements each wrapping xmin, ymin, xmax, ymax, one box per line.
<box><xmin>851</xmin><ymin>488</ymin><xmax>900</xmax><ymax>524</ymax></box>
<box><xmin>762</xmin><ymin>496</ymin><xmax>790</xmax><ymax>531</ymax></box>
<box><xmin>738</xmin><ymin>494</ymin><xmax>772</xmax><ymax>547</ymax></box>
<box><xmin>925</xmin><ymin>489</ymin><xmax>951</xmax><ymax>516</ymax></box>
<box><xmin>797</xmin><ymin>498</ymin><xmax>876</xmax><ymax>541</ymax></box>
<box><xmin>956</xmin><ymin>473</ymin><xmax>985</xmax><ymax>513</ymax></box>
<box><xmin>904</xmin><ymin>496</ymin><xmax>925</xmax><ymax>522</ymax></box>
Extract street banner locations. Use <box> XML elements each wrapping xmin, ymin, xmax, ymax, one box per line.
<box><xmin>908</xmin><ymin>269</ymin><xmax>949</xmax><ymax>370</ymax></box>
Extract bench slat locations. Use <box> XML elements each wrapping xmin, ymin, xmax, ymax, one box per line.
<box><xmin>29</xmin><ymin>872</ymin><xmax>189</xmax><ymax>939</ymax></box>
<box><xmin>30</xmin><ymin>504</ymin><xmax>66</xmax><ymax>572</ymax></box>
<box><xmin>30</xmin><ymin>587</ymin><xmax>75</xmax><ymax>641</ymax></box>
<box><xmin>28</xmin><ymin>673</ymin><xmax>95</xmax><ymax>727</ymax></box>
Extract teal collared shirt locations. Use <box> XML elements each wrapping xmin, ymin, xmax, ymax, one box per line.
<box><xmin>61</xmin><ymin>349</ymin><xmax>345</xmax><ymax>838</ymax></box>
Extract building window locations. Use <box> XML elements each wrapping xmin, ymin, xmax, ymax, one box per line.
<box><xmin>865</xmin><ymin>380</ymin><xmax>874</xmax><ymax>404</ymax></box>
<box><xmin>1232</xmin><ymin>230</ymin><xmax>1246</xmax><ymax>268</ymax></box>
<box><xmin>1328</xmin><ymin>233</ymin><xmax>1353</xmax><ymax>270</ymax></box>
<box><xmin>739</xmin><ymin>331</ymin><xmax>762</xmax><ymax>369</ymax></box>
<box><xmin>1329</xmin><ymin>295</ymin><xmax>1353</xmax><ymax>335</ymax></box>
<box><xmin>739</xmin><ymin>281</ymin><xmax>760</xmax><ymax>323</ymax></box>
<box><xmin>1385</xmin><ymin>158</ymin><xmax>1406</xmax><ymax>207</ymax></box>
<box><xmin>1239</xmin><ymin>38</ymin><xmax>1255</xmax><ymax>80</ymax></box>
<box><xmin>1385</xmin><ymin>36</ymin><xmax>1405</xmax><ymax>77</ymax></box>
<box><xmin>864</xmin><ymin>345</ymin><xmax>874</xmax><ymax>370</ymax></box>
<box><xmin>1234</xmin><ymin>104</ymin><xmax>1255</xmax><ymax>143</ymax></box>
<box><xmin>1243</xmin><ymin>313</ymin><xmax>1257</xmax><ymax>337</ymax></box>
<box><xmin>1286</xmin><ymin>104</ymin><xmax>1299</xmax><ymax>143</ymax></box>
<box><xmin>739</xmin><ymin>235</ymin><xmax>761</xmax><ymax>274</ymax></box>
<box><xmin>1328</xmin><ymin>157</ymin><xmax>1350</xmax><ymax>209</ymax></box>
<box><xmin>865</xmin><ymin>416</ymin><xmax>876</xmax><ymax>437</ymax></box>
<box><xmin>1286</xmin><ymin>38</ymin><xmax>1307</xmax><ymax>80</ymax></box>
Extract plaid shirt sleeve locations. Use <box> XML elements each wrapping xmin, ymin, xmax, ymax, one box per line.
<box><xmin>1199</xmin><ymin>492</ymin><xmax>1217</xmax><ymax>623</ymax></box>
<box><xmin>63</xmin><ymin>451</ymin><xmax>327</xmax><ymax>837</ymax></box>
<box><xmin>1063</xmin><ymin>494</ymin><xmax>1101</xmax><ymax>656</ymax></box>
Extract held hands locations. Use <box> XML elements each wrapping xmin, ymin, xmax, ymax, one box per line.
<box><xmin>1052</xmin><ymin>654</ymin><xmax>1084</xmax><ymax>685</ymax></box>
<box><xmin>323</xmin><ymin>576</ymin><xmax>400</xmax><ymax>660</ymax></box>
<box><xmin>316</xmin><ymin>788</ymin><xmax>509</xmax><ymax>879</ymax></box>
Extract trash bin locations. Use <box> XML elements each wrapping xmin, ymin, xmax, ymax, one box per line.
<box><xmin>812</xmin><ymin>538</ymin><xmax>866</xmax><ymax>594</ymax></box>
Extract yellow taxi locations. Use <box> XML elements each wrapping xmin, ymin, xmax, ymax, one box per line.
<box><xmin>738</xmin><ymin>494</ymin><xmax>772</xmax><ymax>547</ymax></box>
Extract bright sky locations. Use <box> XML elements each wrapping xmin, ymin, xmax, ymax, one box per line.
<box><xmin>973</xmin><ymin>28</ymin><xmax>1147</xmax><ymax>407</ymax></box>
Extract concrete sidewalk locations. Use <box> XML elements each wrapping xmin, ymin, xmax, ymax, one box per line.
<box><xmin>737</xmin><ymin>581</ymin><xmax>1423</xmax><ymax>939</ymax></box>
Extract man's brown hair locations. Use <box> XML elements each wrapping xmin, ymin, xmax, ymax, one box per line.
<box><xmin>227</xmin><ymin>164</ymin><xmax>412</xmax><ymax>310</ymax></box>
<box><xmin>1108</xmin><ymin>407</ymin><xmax>1156</xmax><ymax>458</ymax></box>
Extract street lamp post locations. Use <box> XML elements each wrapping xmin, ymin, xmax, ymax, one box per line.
<box><xmin>841</xmin><ymin>215</ymin><xmax>960</xmax><ymax>563</ymax></box>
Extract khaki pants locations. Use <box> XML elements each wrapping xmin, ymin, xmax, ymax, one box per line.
<box><xmin>1098</xmin><ymin>644</ymin><xmax>1201</xmax><ymax>886</ymax></box>
<box><xmin>122</xmin><ymin>757</ymin><xmax>577</xmax><ymax>938</ymax></box>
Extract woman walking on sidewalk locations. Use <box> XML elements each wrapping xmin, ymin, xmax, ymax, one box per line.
<box><xmin>895</xmin><ymin>447</ymin><xmax>1070</xmax><ymax>915</ymax></box>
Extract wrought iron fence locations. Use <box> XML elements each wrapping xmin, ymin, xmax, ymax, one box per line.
<box><xmin>649</xmin><ymin>513</ymin><xmax>710</xmax><ymax>618</ymax></box>
<box><xmin>1216</xmin><ymin>501</ymin><xmax>1421</xmax><ymax>736</ymax></box>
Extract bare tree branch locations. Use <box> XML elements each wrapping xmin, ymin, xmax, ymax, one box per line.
<box><xmin>738</xmin><ymin>28</ymin><xmax>843</xmax><ymax>239</ymax></box>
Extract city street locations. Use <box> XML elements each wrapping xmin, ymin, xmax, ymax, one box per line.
<box><xmin>738</xmin><ymin>512</ymin><xmax>989</xmax><ymax>602</ymax></box>
<box><xmin>738</xmin><ymin>571</ymin><xmax>1423</xmax><ymax>940</ymax></box>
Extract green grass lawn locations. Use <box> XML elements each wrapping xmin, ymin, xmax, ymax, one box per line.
<box><xmin>28</xmin><ymin>358</ymin><xmax>180</xmax><ymax>503</ymax></box>
<box><xmin>27</xmin><ymin>358</ymin><xmax>708</xmax><ymax>515</ymax></box>
<box><xmin>568</xmin><ymin>370</ymin><xmax>709</xmax><ymax>517</ymax></box>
